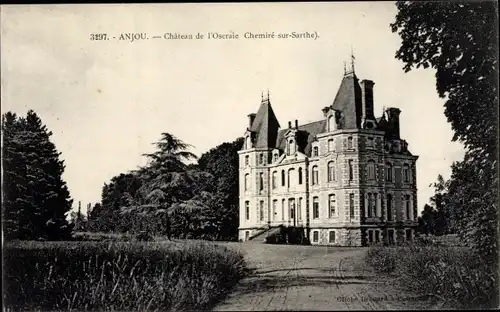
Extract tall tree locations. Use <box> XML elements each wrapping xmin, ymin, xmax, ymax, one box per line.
<box><xmin>2</xmin><ymin>110</ymin><xmax>73</xmax><ymax>240</ymax></box>
<box><xmin>391</xmin><ymin>1</ymin><xmax>498</xmax><ymax>264</ymax></box>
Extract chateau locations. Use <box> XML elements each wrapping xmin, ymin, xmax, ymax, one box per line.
<box><xmin>237</xmin><ymin>65</ymin><xmax>419</xmax><ymax>246</ymax></box>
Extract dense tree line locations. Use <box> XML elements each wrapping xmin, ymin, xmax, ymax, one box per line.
<box><xmin>2</xmin><ymin>111</ymin><xmax>73</xmax><ymax>240</ymax></box>
<box><xmin>86</xmin><ymin>134</ymin><xmax>244</xmax><ymax>241</ymax></box>
<box><xmin>392</xmin><ymin>1</ymin><xmax>498</xmax><ymax>265</ymax></box>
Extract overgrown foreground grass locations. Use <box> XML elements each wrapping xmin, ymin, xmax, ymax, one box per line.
<box><xmin>365</xmin><ymin>241</ymin><xmax>498</xmax><ymax>309</ymax></box>
<box><xmin>3</xmin><ymin>240</ymin><xmax>248</xmax><ymax>311</ymax></box>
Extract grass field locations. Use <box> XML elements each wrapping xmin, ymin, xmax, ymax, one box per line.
<box><xmin>3</xmin><ymin>239</ymin><xmax>248</xmax><ymax>312</ymax></box>
<box><xmin>364</xmin><ymin>238</ymin><xmax>497</xmax><ymax>309</ymax></box>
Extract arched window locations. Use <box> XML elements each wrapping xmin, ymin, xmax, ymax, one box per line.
<box><xmin>328</xmin><ymin>161</ymin><xmax>336</xmax><ymax>182</ymax></box>
<box><xmin>312</xmin><ymin>146</ymin><xmax>319</xmax><ymax>157</ymax></box>
<box><xmin>385</xmin><ymin>163</ymin><xmax>393</xmax><ymax>182</ymax></box>
<box><xmin>259</xmin><ymin>173</ymin><xmax>264</xmax><ymax>192</ymax></box>
<box><xmin>281</xmin><ymin>170</ymin><xmax>285</xmax><ymax>186</ymax></box>
<box><xmin>312</xmin><ymin>166</ymin><xmax>319</xmax><ymax>185</ymax></box>
<box><xmin>386</xmin><ymin>194</ymin><xmax>393</xmax><ymax>221</ymax></box>
<box><xmin>367</xmin><ymin>160</ymin><xmax>376</xmax><ymax>180</ymax></box>
<box><xmin>272</xmin><ymin>171</ymin><xmax>277</xmax><ymax>189</ymax></box>
<box><xmin>298</xmin><ymin>167</ymin><xmax>303</xmax><ymax>184</ymax></box>
<box><xmin>348</xmin><ymin>160</ymin><xmax>354</xmax><ymax>181</ymax></box>
<box><xmin>289</xmin><ymin>139</ymin><xmax>295</xmax><ymax>155</ymax></box>
<box><xmin>328</xmin><ymin>115</ymin><xmax>336</xmax><ymax>132</ymax></box>
<box><xmin>403</xmin><ymin>164</ymin><xmax>410</xmax><ymax>182</ymax></box>
<box><xmin>259</xmin><ymin>201</ymin><xmax>264</xmax><ymax>221</ymax></box>
<box><xmin>329</xmin><ymin>194</ymin><xmax>336</xmax><ymax>218</ymax></box>
<box><xmin>313</xmin><ymin>197</ymin><xmax>319</xmax><ymax>219</ymax></box>
<box><xmin>244</xmin><ymin>173</ymin><xmax>249</xmax><ymax>191</ymax></box>
<box><xmin>347</xmin><ymin>136</ymin><xmax>353</xmax><ymax>149</ymax></box>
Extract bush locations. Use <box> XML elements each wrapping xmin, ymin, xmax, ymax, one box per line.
<box><xmin>3</xmin><ymin>240</ymin><xmax>247</xmax><ymax>311</ymax></box>
<box><xmin>365</xmin><ymin>244</ymin><xmax>497</xmax><ymax>309</ymax></box>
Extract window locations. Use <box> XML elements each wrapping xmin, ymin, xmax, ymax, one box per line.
<box><xmin>328</xmin><ymin>139</ymin><xmax>334</xmax><ymax>152</ymax></box>
<box><xmin>259</xmin><ymin>173</ymin><xmax>264</xmax><ymax>192</ymax></box>
<box><xmin>349</xmin><ymin>193</ymin><xmax>355</xmax><ymax>219</ymax></box>
<box><xmin>328</xmin><ymin>115</ymin><xmax>335</xmax><ymax>132</ymax></box>
<box><xmin>403</xmin><ymin>164</ymin><xmax>410</xmax><ymax>182</ymax></box>
<box><xmin>367</xmin><ymin>137</ymin><xmax>374</xmax><ymax>148</ymax></box>
<box><xmin>348</xmin><ymin>160</ymin><xmax>354</xmax><ymax>181</ymax></box>
<box><xmin>328</xmin><ymin>161</ymin><xmax>336</xmax><ymax>182</ymax></box>
<box><xmin>329</xmin><ymin>194</ymin><xmax>336</xmax><ymax>218</ymax></box>
<box><xmin>366</xmin><ymin>194</ymin><xmax>372</xmax><ymax>218</ymax></box>
<box><xmin>245</xmin><ymin>155</ymin><xmax>249</xmax><ymax>166</ymax></box>
<box><xmin>272</xmin><ymin>200</ymin><xmax>277</xmax><ymax>221</ymax></box>
<box><xmin>313</xmin><ymin>197</ymin><xmax>319</xmax><ymax>219</ymax></box>
<box><xmin>281</xmin><ymin>199</ymin><xmax>285</xmax><ymax>221</ymax></box>
<box><xmin>313</xmin><ymin>146</ymin><xmax>319</xmax><ymax>157</ymax></box>
<box><xmin>347</xmin><ymin>136</ymin><xmax>353</xmax><ymax>149</ymax></box>
<box><xmin>313</xmin><ymin>231</ymin><xmax>319</xmax><ymax>243</ymax></box>
<box><xmin>245</xmin><ymin>231</ymin><xmax>250</xmax><ymax>241</ymax></box>
<box><xmin>388</xmin><ymin>229</ymin><xmax>395</xmax><ymax>244</ymax></box>
<box><xmin>245</xmin><ymin>201</ymin><xmax>250</xmax><ymax>220</ymax></box>
<box><xmin>273</xmin><ymin>153</ymin><xmax>278</xmax><ymax>163</ymax></box>
<box><xmin>329</xmin><ymin>231</ymin><xmax>336</xmax><ymax>243</ymax></box>
<box><xmin>289</xmin><ymin>139</ymin><xmax>295</xmax><ymax>155</ymax></box>
<box><xmin>272</xmin><ymin>171</ymin><xmax>277</xmax><ymax>189</ymax></box>
<box><xmin>298</xmin><ymin>197</ymin><xmax>302</xmax><ymax>220</ymax></box>
<box><xmin>375</xmin><ymin>231</ymin><xmax>380</xmax><ymax>243</ymax></box>
<box><xmin>244</xmin><ymin>173</ymin><xmax>249</xmax><ymax>191</ymax></box>
<box><xmin>367</xmin><ymin>160</ymin><xmax>375</xmax><ymax>180</ymax></box>
<box><xmin>287</xmin><ymin>168</ymin><xmax>295</xmax><ymax>187</ymax></box>
<box><xmin>259</xmin><ymin>201</ymin><xmax>264</xmax><ymax>221</ymax></box>
<box><xmin>386</xmin><ymin>194</ymin><xmax>393</xmax><ymax>221</ymax></box>
<box><xmin>385</xmin><ymin>163</ymin><xmax>393</xmax><ymax>182</ymax></box>
<box><xmin>312</xmin><ymin>166</ymin><xmax>319</xmax><ymax>185</ymax></box>
<box><xmin>259</xmin><ymin>153</ymin><xmax>264</xmax><ymax>164</ymax></box>
<box><xmin>368</xmin><ymin>230</ymin><xmax>373</xmax><ymax>244</ymax></box>
<box><xmin>281</xmin><ymin>170</ymin><xmax>285</xmax><ymax>186</ymax></box>
<box><xmin>371</xmin><ymin>194</ymin><xmax>377</xmax><ymax>217</ymax></box>
<box><xmin>406</xmin><ymin>229</ymin><xmax>413</xmax><ymax>241</ymax></box>
<box><xmin>406</xmin><ymin>195</ymin><xmax>412</xmax><ymax>220</ymax></box>
<box><xmin>289</xmin><ymin>198</ymin><xmax>296</xmax><ymax>220</ymax></box>
<box><xmin>298</xmin><ymin>167</ymin><xmax>303</xmax><ymax>184</ymax></box>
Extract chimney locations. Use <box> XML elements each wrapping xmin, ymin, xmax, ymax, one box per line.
<box><xmin>360</xmin><ymin>80</ymin><xmax>375</xmax><ymax>122</ymax></box>
<box><xmin>288</xmin><ymin>121</ymin><xmax>292</xmax><ymax>129</ymax></box>
<box><xmin>295</xmin><ymin>120</ymin><xmax>298</xmax><ymax>129</ymax></box>
<box><xmin>386</xmin><ymin>107</ymin><xmax>401</xmax><ymax>139</ymax></box>
<box><xmin>247</xmin><ymin>113</ymin><xmax>256</xmax><ymax>128</ymax></box>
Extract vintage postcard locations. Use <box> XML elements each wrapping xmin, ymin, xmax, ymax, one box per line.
<box><xmin>1</xmin><ymin>2</ymin><xmax>498</xmax><ymax>311</ymax></box>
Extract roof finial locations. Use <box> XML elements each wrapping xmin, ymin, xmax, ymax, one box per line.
<box><xmin>350</xmin><ymin>44</ymin><xmax>355</xmax><ymax>73</ymax></box>
<box><xmin>261</xmin><ymin>90</ymin><xmax>264</xmax><ymax>101</ymax></box>
<box><xmin>343</xmin><ymin>61</ymin><xmax>346</xmax><ymax>74</ymax></box>
<box><xmin>267</xmin><ymin>89</ymin><xmax>270</xmax><ymax>101</ymax></box>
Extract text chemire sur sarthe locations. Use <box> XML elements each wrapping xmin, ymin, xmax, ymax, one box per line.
<box><xmin>89</xmin><ymin>31</ymin><xmax>320</xmax><ymax>42</ymax></box>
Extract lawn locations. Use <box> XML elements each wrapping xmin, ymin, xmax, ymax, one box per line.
<box><xmin>3</xmin><ymin>239</ymin><xmax>248</xmax><ymax>312</ymax></box>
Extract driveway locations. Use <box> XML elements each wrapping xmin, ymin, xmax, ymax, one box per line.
<box><xmin>214</xmin><ymin>243</ymin><xmax>439</xmax><ymax>311</ymax></box>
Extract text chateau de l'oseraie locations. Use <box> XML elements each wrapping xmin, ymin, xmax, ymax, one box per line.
<box><xmin>238</xmin><ymin>65</ymin><xmax>418</xmax><ymax>246</ymax></box>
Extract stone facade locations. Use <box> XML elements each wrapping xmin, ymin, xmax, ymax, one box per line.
<box><xmin>238</xmin><ymin>68</ymin><xmax>418</xmax><ymax>246</ymax></box>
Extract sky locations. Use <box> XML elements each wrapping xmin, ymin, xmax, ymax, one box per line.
<box><xmin>1</xmin><ymin>3</ymin><xmax>465</xmax><ymax>214</ymax></box>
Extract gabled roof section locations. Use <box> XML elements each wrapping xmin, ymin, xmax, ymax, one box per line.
<box><xmin>276</xmin><ymin>120</ymin><xmax>326</xmax><ymax>156</ymax></box>
<box><xmin>331</xmin><ymin>72</ymin><xmax>363</xmax><ymax>129</ymax></box>
<box><xmin>250</xmin><ymin>97</ymin><xmax>281</xmax><ymax>148</ymax></box>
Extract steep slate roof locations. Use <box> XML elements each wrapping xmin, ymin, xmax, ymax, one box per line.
<box><xmin>331</xmin><ymin>72</ymin><xmax>363</xmax><ymax>129</ymax></box>
<box><xmin>276</xmin><ymin>120</ymin><xmax>326</xmax><ymax>156</ymax></box>
<box><xmin>250</xmin><ymin>99</ymin><xmax>281</xmax><ymax>148</ymax></box>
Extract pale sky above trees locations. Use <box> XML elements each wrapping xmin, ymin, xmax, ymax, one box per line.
<box><xmin>1</xmin><ymin>3</ymin><xmax>465</xmax><ymax>213</ymax></box>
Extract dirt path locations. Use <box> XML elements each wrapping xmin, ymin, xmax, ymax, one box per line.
<box><xmin>214</xmin><ymin>243</ymin><xmax>437</xmax><ymax>311</ymax></box>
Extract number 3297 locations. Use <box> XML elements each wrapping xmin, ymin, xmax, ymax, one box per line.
<box><xmin>90</xmin><ymin>34</ymin><xmax>108</xmax><ymax>40</ymax></box>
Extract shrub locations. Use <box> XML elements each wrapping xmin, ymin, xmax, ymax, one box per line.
<box><xmin>3</xmin><ymin>240</ymin><xmax>247</xmax><ymax>311</ymax></box>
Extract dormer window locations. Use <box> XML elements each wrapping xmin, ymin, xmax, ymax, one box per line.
<box><xmin>245</xmin><ymin>155</ymin><xmax>249</xmax><ymax>166</ymax></box>
<box><xmin>273</xmin><ymin>153</ymin><xmax>279</xmax><ymax>163</ymax></box>
<box><xmin>367</xmin><ymin>137</ymin><xmax>374</xmax><ymax>149</ymax></box>
<box><xmin>347</xmin><ymin>136</ymin><xmax>353</xmax><ymax>150</ymax></box>
<box><xmin>259</xmin><ymin>153</ymin><xmax>264</xmax><ymax>165</ymax></box>
<box><xmin>288</xmin><ymin>139</ymin><xmax>296</xmax><ymax>155</ymax></box>
<box><xmin>328</xmin><ymin>139</ymin><xmax>334</xmax><ymax>152</ymax></box>
<box><xmin>312</xmin><ymin>146</ymin><xmax>319</xmax><ymax>157</ymax></box>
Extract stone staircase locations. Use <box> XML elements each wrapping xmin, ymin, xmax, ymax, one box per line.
<box><xmin>248</xmin><ymin>225</ymin><xmax>284</xmax><ymax>243</ymax></box>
